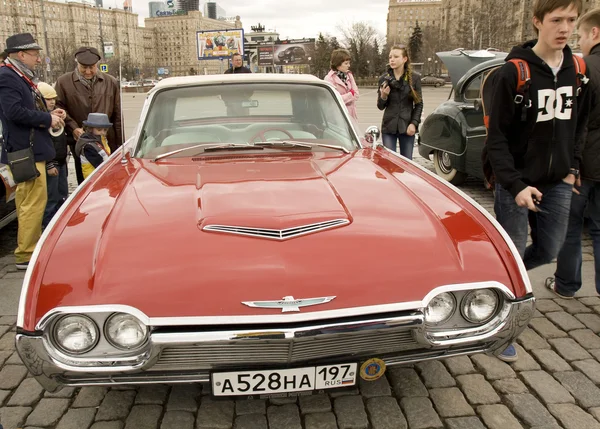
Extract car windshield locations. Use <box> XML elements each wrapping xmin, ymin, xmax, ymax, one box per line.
<box><xmin>135</xmin><ymin>83</ymin><xmax>360</xmax><ymax>159</ymax></box>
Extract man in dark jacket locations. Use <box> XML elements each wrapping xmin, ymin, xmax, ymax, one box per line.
<box><xmin>0</xmin><ymin>33</ymin><xmax>65</xmax><ymax>270</ymax></box>
<box><xmin>486</xmin><ymin>0</ymin><xmax>589</xmax><ymax>361</ymax></box>
<box><xmin>55</xmin><ymin>46</ymin><xmax>122</xmax><ymax>184</ymax></box>
<box><xmin>224</xmin><ymin>53</ymin><xmax>251</xmax><ymax>74</ymax></box>
<box><xmin>546</xmin><ymin>8</ymin><xmax>600</xmax><ymax>298</ymax></box>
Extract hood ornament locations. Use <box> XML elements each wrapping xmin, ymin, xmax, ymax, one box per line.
<box><xmin>242</xmin><ymin>296</ymin><xmax>336</xmax><ymax>313</ymax></box>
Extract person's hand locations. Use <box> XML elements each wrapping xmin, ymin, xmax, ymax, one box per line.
<box><xmin>50</xmin><ymin>114</ymin><xmax>64</xmax><ymax>129</ymax></box>
<box><xmin>53</xmin><ymin>108</ymin><xmax>67</xmax><ymax>120</ymax></box>
<box><xmin>47</xmin><ymin>167</ymin><xmax>58</xmax><ymax>177</ymax></box>
<box><xmin>563</xmin><ymin>173</ymin><xmax>581</xmax><ymax>194</ymax></box>
<box><xmin>515</xmin><ymin>186</ymin><xmax>544</xmax><ymax>211</ymax></box>
<box><xmin>406</xmin><ymin>124</ymin><xmax>417</xmax><ymax>136</ymax></box>
<box><xmin>73</xmin><ymin>128</ymin><xmax>84</xmax><ymax>140</ymax></box>
<box><xmin>380</xmin><ymin>82</ymin><xmax>390</xmax><ymax>99</ymax></box>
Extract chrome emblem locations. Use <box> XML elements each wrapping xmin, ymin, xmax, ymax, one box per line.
<box><xmin>242</xmin><ymin>296</ymin><xmax>336</xmax><ymax>313</ymax></box>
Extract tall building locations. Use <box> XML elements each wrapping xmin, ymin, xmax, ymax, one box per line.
<box><xmin>387</xmin><ymin>0</ymin><xmax>442</xmax><ymax>47</ymax></box>
<box><xmin>205</xmin><ymin>2</ymin><xmax>217</xmax><ymax>19</ymax></box>
<box><xmin>176</xmin><ymin>0</ymin><xmax>200</xmax><ymax>12</ymax></box>
<box><xmin>149</xmin><ymin>1</ymin><xmax>167</xmax><ymax>18</ymax></box>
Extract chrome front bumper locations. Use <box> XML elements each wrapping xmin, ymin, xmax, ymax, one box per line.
<box><xmin>16</xmin><ymin>296</ymin><xmax>535</xmax><ymax>392</ymax></box>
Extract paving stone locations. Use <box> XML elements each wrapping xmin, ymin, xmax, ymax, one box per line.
<box><xmin>366</xmin><ymin>396</ymin><xmax>407</xmax><ymax>429</ymax></box>
<box><xmin>0</xmin><ymin>325</ymin><xmax>9</xmax><ymax>339</ymax></box>
<box><xmin>529</xmin><ymin>318</ymin><xmax>569</xmax><ymax>339</ymax></box>
<box><xmin>492</xmin><ymin>378</ymin><xmax>529</xmax><ymax>395</ymax></box>
<box><xmin>298</xmin><ymin>394</ymin><xmax>330</xmax><ymax>414</ymax></box>
<box><xmin>333</xmin><ymin>396</ymin><xmax>368</xmax><ymax>429</ymax></box>
<box><xmin>554</xmin><ymin>299</ymin><xmax>593</xmax><ymax>314</ymax></box>
<box><xmin>124</xmin><ymin>405</ymin><xmax>162</xmax><ymax>429</ymax></box>
<box><xmin>516</xmin><ymin>328</ymin><xmax>551</xmax><ymax>350</ymax></box>
<box><xmin>510</xmin><ymin>344</ymin><xmax>541</xmax><ymax>371</ymax></box>
<box><xmin>590</xmin><ymin>407</ymin><xmax>600</xmax><ymax>422</ymax></box>
<box><xmin>387</xmin><ymin>368</ymin><xmax>428</xmax><ymax>398</ymax></box>
<box><xmin>0</xmin><ymin>389</ymin><xmax>10</xmax><ymax>406</ymax></box>
<box><xmin>456</xmin><ymin>374</ymin><xmax>500</xmax><ymax>405</ymax></box>
<box><xmin>591</xmin><ymin>349</ymin><xmax>600</xmax><ymax>361</ymax></box>
<box><xmin>0</xmin><ymin>332</ymin><xmax>16</xmax><ymax>351</ymax></box>
<box><xmin>504</xmin><ymin>394</ymin><xmax>558</xmax><ymax>427</ymax></box>
<box><xmin>478</xmin><ymin>404</ymin><xmax>524</xmax><ymax>429</ymax></box>
<box><xmin>546</xmin><ymin>311</ymin><xmax>586</xmax><ymax>331</ymax></box>
<box><xmin>536</xmin><ymin>299</ymin><xmax>563</xmax><ymax>313</ymax></box>
<box><xmin>5</xmin><ymin>352</ymin><xmax>23</xmax><ymax>366</ymax></box>
<box><xmin>548</xmin><ymin>403</ymin><xmax>600</xmax><ymax>429</ymax></box>
<box><xmin>549</xmin><ymin>338</ymin><xmax>593</xmax><ymax>361</ymax></box>
<box><xmin>572</xmin><ymin>359</ymin><xmax>600</xmax><ymax>384</ymax></box>
<box><xmin>471</xmin><ymin>354</ymin><xmax>516</xmax><ymax>381</ymax></box>
<box><xmin>232</xmin><ymin>413</ymin><xmax>267</xmax><ymax>429</ymax></box>
<box><xmin>399</xmin><ymin>397</ymin><xmax>443</xmax><ymax>429</ymax></box>
<box><xmin>570</xmin><ymin>329</ymin><xmax>600</xmax><ymax>350</ymax></box>
<box><xmin>445</xmin><ymin>416</ymin><xmax>486</xmax><ymax>429</ymax></box>
<box><xmin>443</xmin><ymin>356</ymin><xmax>476</xmax><ymax>376</ymax></box>
<box><xmin>358</xmin><ymin>375</ymin><xmax>391</xmax><ymax>398</ymax></box>
<box><xmin>135</xmin><ymin>385</ymin><xmax>169</xmax><ymax>405</ymax></box>
<box><xmin>575</xmin><ymin>313</ymin><xmax>600</xmax><ymax>333</ymax></box>
<box><xmin>196</xmin><ymin>398</ymin><xmax>235</xmax><ymax>429</ymax></box>
<box><xmin>520</xmin><ymin>371</ymin><xmax>575</xmax><ymax>405</ymax></box>
<box><xmin>26</xmin><ymin>398</ymin><xmax>70</xmax><ymax>426</ymax></box>
<box><xmin>304</xmin><ymin>412</ymin><xmax>338</xmax><ymax>429</ymax></box>
<box><xmin>73</xmin><ymin>387</ymin><xmax>108</xmax><ymax>408</ymax></box>
<box><xmin>235</xmin><ymin>398</ymin><xmax>266</xmax><ymax>415</ymax></box>
<box><xmin>90</xmin><ymin>423</ymin><xmax>124</xmax><ymax>429</ymax></box>
<box><xmin>0</xmin><ymin>350</ymin><xmax>12</xmax><ymax>367</ymax></box>
<box><xmin>580</xmin><ymin>297</ymin><xmax>600</xmax><ymax>307</ymax></box>
<box><xmin>554</xmin><ymin>371</ymin><xmax>600</xmax><ymax>408</ymax></box>
<box><xmin>0</xmin><ymin>316</ymin><xmax>16</xmax><ymax>325</ymax></box>
<box><xmin>532</xmin><ymin>309</ymin><xmax>544</xmax><ymax>318</ymax></box>
<box><xmin>415</xmin><ymin>360</ymin><xmax>455</xmax><ymax>388</ymax></box>
<box><xmin>530</xmin><ymin>348</ymin><xmax>572</xmax><ymax>372</ymax></box>
<box><xmin>0</xmin><ymin>364</ymin><xmax>28</xmax><ymax>389</ymax></box>
<box><xmin>429</xmin><ymin>387</ymin><xmax>474</xmax><ymax>417</ymax></box>
<box><xmin>7</xmin><ymin>377</ymin><xmax>45</xmax><ymax>406</ymax></box>
<box><xmin>327</xmin><ymin>387</ymin><xmax>359</xmax><ymax>398</ymax></box>
<box><xmin>266</xmin><ymin>404</ymin><xmax>302</xmax><ymax>429</ymax></box>
<box><xmin>95</xmin><ymin>390</ymin><xmax>136</xmax><ymax>421</ymax></box>
<box><xmin>0</xmin><ymin>406</ymin><xmax>32</xmax><ymax>429</ymax></box>
<box><xmin>166</xmin><ymin>384</ymin><xmax>201</xmax><ymax>412</ymax></box>
<box><xmin>56</xmin><ymin>408</ymin><xmax>97</xmax><ymax>429</ymax></box>
<box><xmin>268</xmin><ymin>396</ymin><xmax>297</xmax><ymax>405</ymax></box>
<box><xmin>160</xmin><ymin>411</ymin><xmax>195</xmax><ymax>429</ymax></box>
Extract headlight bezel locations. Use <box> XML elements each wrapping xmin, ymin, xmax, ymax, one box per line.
<box><xmin>104</xmin><ymin>312</ymin><xmax>149</xmax><ymax>351</ymax></box>
<box><xmin>424</xmin><ymin>292</ymin><xmax>457</xmax><ymax>325</ymax></box>
<box><xmin>52</xmin><ymin>314</ymin><xmax>100</xmax><ymax>355</ymax></box>
<box><xmin>461</xmin><ymin>289</ymin><xmax>500</xmax><ymax>324</ymax></box>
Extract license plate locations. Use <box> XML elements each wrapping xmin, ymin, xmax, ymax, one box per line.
<box><xmin>212</xmin><ymin>363</ymin><xmax>357</xmax><ymax>396</ymax></box>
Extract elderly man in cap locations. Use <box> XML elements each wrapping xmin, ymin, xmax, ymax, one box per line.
<box><xmin>55</xmin><ymin>46</ymin><xmax>122</xmax><ymax>184</ymax></box>
<box><xmin>0</xmin><ymin>33</ymin><xmax>66</xmax><ymax>270</ymax></box>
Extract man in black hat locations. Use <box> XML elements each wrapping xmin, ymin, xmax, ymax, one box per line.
<box><xmin>55</xmin><ymin>46</ymin><xmax>122</xmax><ymax>184</ymax></box>
<box><xmin>0</xmin><ymin>33</ymin><xmax>66</xmax><ymax>270</ymax></box>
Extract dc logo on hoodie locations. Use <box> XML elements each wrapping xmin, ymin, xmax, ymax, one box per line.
<box><xmin>537</xmin><ymin>86</ymin><xmax>574</xmax><ymax>122</ymax></box>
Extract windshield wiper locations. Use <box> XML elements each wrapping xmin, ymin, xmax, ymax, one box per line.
<box><xmin>254</xmin><ymin>140</ymin><xmax>350</xmax><ymax>153</ymax></box>
<box><xmin>153</xmin><ymin>143</ymin><xmax>261</xmax><ymax>161</ymax></box>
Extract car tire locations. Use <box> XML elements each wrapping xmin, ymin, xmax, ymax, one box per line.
<box><xmin>435</xmin><ymin>82</ymin><xmax>442</xmax><ymax>87</ymax></box>
<box><xmin>433</xmin><ymin>150</ymin><xmax>467</xmax><ymax>185</ymax></box>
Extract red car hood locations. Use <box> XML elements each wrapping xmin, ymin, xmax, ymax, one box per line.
<box><xmin>29</xmin><ymin>151</ymin><xmax>517</xmax><ymax>328</ymax></box>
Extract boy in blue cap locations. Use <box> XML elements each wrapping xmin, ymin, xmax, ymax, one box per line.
<box><xmin>74</xmin><ymin>113</ymin><xmax>112</xmax><ymax>179</ymax></box>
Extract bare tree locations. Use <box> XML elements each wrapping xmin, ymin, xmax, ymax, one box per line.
<box><xmin>336</xmin><ymin>21</ymin><xmax>383</xmax><ymax>78</ymax></box>
<box><xmin>50</xmin><ymin>37</ymin><xmax>78</xmax><ymax>78</ymax></box>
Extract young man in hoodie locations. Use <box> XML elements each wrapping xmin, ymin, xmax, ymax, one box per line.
<box><xmin>486</xmin><ymin>0</ymin><xmax>589</xmax><ymax>362</ymax></box>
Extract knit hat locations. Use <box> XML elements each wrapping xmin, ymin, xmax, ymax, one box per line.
<box><xmin>37</xmin><ymin>82</ymin><xmax>57</xmax><ymax>99</ymax></box>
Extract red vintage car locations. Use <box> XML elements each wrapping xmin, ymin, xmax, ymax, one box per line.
<box><xmin>16</xmin><ymin>74</ymin><xmax>534</xmax><ymax>396</ymax></box>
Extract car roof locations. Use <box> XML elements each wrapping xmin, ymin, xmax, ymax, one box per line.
<box><xmin>437</xmin><ymin>49</ymin><xmax>508</xmax><ymax>88</ymax></box>
<box><xmin>150</xmin><ymin>73</ymin><xmax>323</xmax><ymax>92</ymax></box>
<box><xmin>454</xmin><ymin>57</ymin><xmax>507</xmax><ymax>94</ymax></box>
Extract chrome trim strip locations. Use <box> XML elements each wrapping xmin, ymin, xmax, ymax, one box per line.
<box><xmin>17</xmin><ymin>139</ymin><xmax>136</xmax><ymax>329</ymax></box>
<box><xmin>203</xmin><ymin>219</ymin><xmax>350</xmax><ymax>240</ymax></box>
<box><xmin>417</xmin><ymin>142</ymin><xmax>467</xmax><ymax>157</ymax></box>
<box><xmin>465</xmin><ymin>134</ymin><xmax>488</xmax><ymax>139</ymax></box>
<box><xmin>382</xmin><ymin>147</ymin><xmax>532</xmax><ymax>294</ymax></box>
<box><xmin>34</xmin><ymin>281</ymin><xmax>516</xmax><ymax>328</ymax></box>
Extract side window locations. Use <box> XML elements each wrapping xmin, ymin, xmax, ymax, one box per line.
<box><xmin>463</xmin><ymin>74</ymin><xmax>483</xmax><ymax>101</ymax></box>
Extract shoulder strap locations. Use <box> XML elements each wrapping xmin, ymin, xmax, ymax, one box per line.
<box><xmin>508</xmin><ymin>59</ymin><xmax>531</xmax><ymax>104</ymax></box>
<box><xmin>573</xmin><ymin>55</ymin><xmax>589</xmax><ymax>94</ymax></box>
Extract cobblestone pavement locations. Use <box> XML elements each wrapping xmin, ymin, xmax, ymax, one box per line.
<box><xmin>1</xmin><ymin>88</ymin><xmax>599</xmax><ymax>428</ymax></box>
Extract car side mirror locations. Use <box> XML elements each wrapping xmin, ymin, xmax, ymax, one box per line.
<box><xmin>365</xmin><ymin>126</ymin><xmax>381</xmax><ymax>147</ymax></box>
<box><xmin>474</xmin><ymin>98</ymin><xmax>483</xmax><ymax>112</ymax></box>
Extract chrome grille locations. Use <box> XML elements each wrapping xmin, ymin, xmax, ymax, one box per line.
<box><xmin>202</xmin><ymin>219</ymin><xmax>349</xmax><ymax>240</ymax></box>
<box><xmin>153</xmin><ymin>328</ymin><xmax>419</xmax><ymax>370</ymax></box>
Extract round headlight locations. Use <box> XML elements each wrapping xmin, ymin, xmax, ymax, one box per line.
<box><xmin>425</xmin><ymin>293</ymin><xmax>456</xmax><ymax>324</ymax></box>
<box><xmin>54</xmin><ymin>315</ymin><xmax>99</xmax><ymax>354</ymax></box>
<box><xmin>105</xmin><ymin>313</ymin><xmax>148</xmax><ymax>350</ymax></box>
<box><xmin>462</xmin><ymin>289</ymin><xmax>499</xmax><ymax>323</ymax></box>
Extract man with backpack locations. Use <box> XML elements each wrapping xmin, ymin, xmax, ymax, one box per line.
<box><xmin>545</xmin><ymin>8</ymin><xmax>600</xmax><ymax>299</ymax></box>
<box><xmin>484</xmin><ymin>0</ymin><xmax>590</xmax><ymax>362</ymax></box>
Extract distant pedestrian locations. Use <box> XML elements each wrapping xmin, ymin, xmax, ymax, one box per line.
<box><xmin>224</xmin><ymin>53</ymin><xmax>251</xmax><ymax>74</ymax></box>
<box><xmin>324</xmin><ymin>49</ymin><xmax>359</xmax><ymax>123</ymax></box>
<box><xmin>74</xmin><ymin>113</ymin><xmax>112</xmax><ymax>179</ymax></box>
<box><xmin>377</xmin><ymin>46</ymin><xmax>423</xmax><ymax>159</ymax></box>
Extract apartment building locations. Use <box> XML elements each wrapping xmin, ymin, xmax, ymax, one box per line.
<box><xmin>387</xmin><ymin>0</ymin><xmax>443</xmax><ymax>46</ymax></box>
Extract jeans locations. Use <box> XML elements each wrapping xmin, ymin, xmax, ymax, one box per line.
<box><xmin>494</xmin><ymin>181</ymin><xmax>572</xmax><ymax>271</ymax></box>
<box><xmin>43</xmin><ymin>163</ymin><xmax>69</xmax><ymax>228</ymax></box>
<box><xmin>554</xmin><ymin>179</ymin><xmax>600</xmax><ymax>296</ymax></box>
<box><xmin>15</xmin><ymin>162</ymin><xmax>47</xmax><ymax>264</ymax></box>
<box><xmin>382</xmin><ymin>133</ymin><xmax>415</xmax><ymax>159</ymax></box>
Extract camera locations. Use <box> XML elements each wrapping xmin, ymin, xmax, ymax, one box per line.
<box><xmin>382</xmin><ymin>74</ymin><xmax>401</xmax><ymax>89</ymax></box>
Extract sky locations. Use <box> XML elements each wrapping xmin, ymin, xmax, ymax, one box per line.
<box><xmin>96</xmin><ymin>0</ymin><xmax>390</xmax><ymax>41</ymax></box>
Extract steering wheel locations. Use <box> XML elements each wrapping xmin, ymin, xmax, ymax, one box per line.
<box><xmin>249</xmin><ymin>128</ymin><xmax>295</xmax><ymax>143</ymax></box>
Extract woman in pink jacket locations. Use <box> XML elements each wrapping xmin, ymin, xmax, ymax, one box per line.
<box><xmin>324</xmin><ymin>49</ymin><xmax>359</xmax><ymax>122</ymax></box>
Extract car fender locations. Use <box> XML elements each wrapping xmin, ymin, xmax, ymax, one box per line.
<box><xmin>418</xmin><ymin>102</ymin><xmax>466</xmax><ymax>162</ymax></box>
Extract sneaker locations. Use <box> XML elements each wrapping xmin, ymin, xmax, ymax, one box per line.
<box><xmin>545</xmin><ymin>277</ymin><xmax>574</xmax><ymax>299</ymax></box>
<box><xmin>497</xmin><ymin>344</ymin><xmax>518</xmax><ymax>362</ymax></box>
<box><xmin>15</xmin><ymin>261</ymin><xmax>29</xmax><ymax>270</ymax></box>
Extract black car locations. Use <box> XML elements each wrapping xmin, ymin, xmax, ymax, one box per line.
<box><xmin>277</xmin><ymin>46</ymin><xmax>306</xmax><ymax>64</ymax></box>
<box><xmin>417</xmin><ymin>49</ymin><xmax>508</xmax><ymax>185</ymax></box>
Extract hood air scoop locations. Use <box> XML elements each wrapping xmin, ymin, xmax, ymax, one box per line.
<box><xmin>202</xmin><ymin>219</ymin><xmax>350</xmax><ymax>240</ymax></box>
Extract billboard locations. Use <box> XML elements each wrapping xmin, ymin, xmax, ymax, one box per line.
<box><xmin>197</xmin><ymin>29</ymin><xmax>245</xmax><ymax>60</ymax></box>
<box><xmin>258</xmin><ymin>39</ymin><xmax>315</xmax><ymax>66</ymax></box>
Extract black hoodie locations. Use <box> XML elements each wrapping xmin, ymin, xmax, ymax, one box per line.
<box><xmin>486</xmin><ymin>41</ymin><xmax>590</xmax><ymax>198</ymax></box>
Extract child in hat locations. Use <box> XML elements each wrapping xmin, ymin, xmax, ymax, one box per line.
<box><xmin>37</xmin><ymin>82</ymin><xmax>69</xmax><ymax>227</ymax></box>
<box><xmin>74</xmin><ymin>113</ymin><xmax>112</xmax><ymax>180</ymax></box>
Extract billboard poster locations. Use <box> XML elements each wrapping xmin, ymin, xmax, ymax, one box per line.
<box><xmin>197</xmin><ymin>29</ymin><xmax>245</xmax><ymax>60</ymax></box>
<box><xmin>257</xmin><ymin>45</ymin><xmax>275</xmax><ymax>66</ymax></box>
<box><xmin>272</xmin><ymin>39</ymin><xmax>315</xmax><ymax>66</ymax></box>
